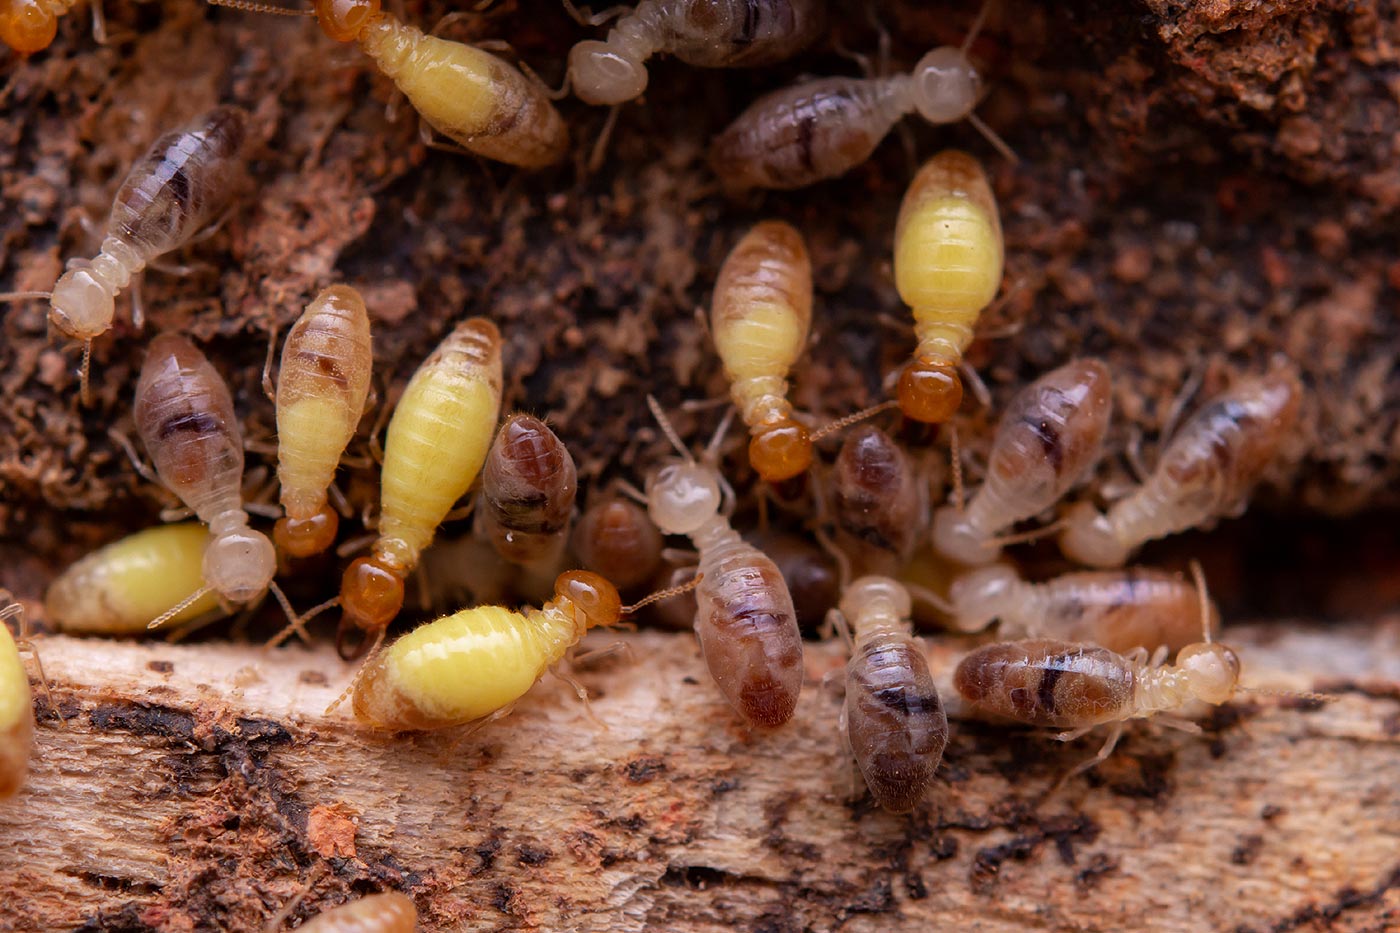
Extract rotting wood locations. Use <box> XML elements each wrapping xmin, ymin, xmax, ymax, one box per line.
<box><xmin>0</xmin><ymin>624</ymin><xmax>1396</xmax><ymax>932</ymax></box>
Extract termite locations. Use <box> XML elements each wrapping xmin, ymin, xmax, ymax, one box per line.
<box><xmin>566</xmin><ymin>0</ymin><xmax>824</xmax><ymax>106</ymax></box>
<box><xmin>642</xmin><ymin>396</ymin><xmax>804</xmax><ymax>728</ymax></box>
<box><xmin>708</xmin><ymin>6</ymin><xmax>1012</xmax><ymax>193</ymax></box>
<box><xmin>208</xmin><ymin>0</ymin><xmax>567</xmax><ymax>168</ymax></box>
<box><xmin>0</xmin><ymin>598</ymin><xmax>35</xmax><ymax>798</ymax></box>
<box><xmin>830</xmin><ymin>575</ymin><xmax>947</xmax><ymax>813</ymax></box>
<box><xmin>571</xmin><ymin>492</ymin><xmax>664</xmax><ymax>592</ymax></box>
<box><xmin>338</xmin><ymin>317</ymin><xmax>503</xmax><ymax>659</ymax></box>
<box><xmin>273</xmin><ymin>285</ymin><xmax>374</xmax><ymax>559</ymax></box>
<box><xmin>44</xmin><ymin>524</ymin><xmax>220</xmax><ymax>636</ymax></box>
<box><xmin>134</xmin><ymin>334</ymin><xmax>298</xmax><ymax>630</ymax></box>
<box><xmin>931</xmin><ymin>359</ymin><xmax>1111</xmax><ymax>564</ymax></box>
<box><xmin>891</xmin><ymin>150</ymin><xmax>1003</xmax><ymax>425</ymax></box>
<box><xmin>945</xmin><ymin>564</ymin><xmax>1220</xmax><ymax>655</ymax></box>
<box><xmin>0</xmin><ymin>106</ymin><xmax>248</xmax><ymax>403</ymax></box>
<box><xmin>829</xmin><ymin>424</ymin><xmax>926</xmax><ymax>577</ymax></box>
<box><xmin>350</xmin><ymin>570</ymin><xmax>681</xmax><ymax>730</ymax></box>
<box><xmin>475</xmin><ymin>413</ymin><xmax>577</xmax><ymax>569</ymax></box>
<box><xmin>1059</xmin><ymin>371</ymin><xmax>1302</xmax><ymax>568</ymax></box>
<box><xmin>294</xmin><ymin>892</ymin><xmax>417</xmax><ymax>933</ymax></box>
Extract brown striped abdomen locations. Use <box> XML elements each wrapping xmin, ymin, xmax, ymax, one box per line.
<box><xmin>953</xmin><ymin>639</ymin><xmax>1133</xmax><ymax>729</ymax></box>
<box><xmin>480</xmin><ymin>414</ymin><xmax>576</xmax><ymax>563</ymax></box>
<box><xmin>1037</xmin><ymin>570</ymin><xmax>1219</xmax><ymax>654</ymax></box>
<box><xmin>845</xmin><ymin>637</ymin><xmax>947</xmax><ymax>812</ymax></box>
<box><xmin>663</xmin><ymin>0</ymin><xmax>823</xmax><ymax>67</ymax></box>
<box><xmin>833</xmin><ymin>425</ymin><xmax>922</xmax><ymax>570</ymax></box>
<box><xmin>694</xmin><ymin>546</ymin><xmax>803</xmax><ymax>727</ymax></box>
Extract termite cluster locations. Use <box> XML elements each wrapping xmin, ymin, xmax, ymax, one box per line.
<box><xmin>0</xmin><ymin>0</ymin><xmax>1327</xmax><ymax>924</ymax></box>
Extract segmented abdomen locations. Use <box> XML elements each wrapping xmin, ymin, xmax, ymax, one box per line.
<box><xmin>953</xmin><ymin>639</ymin><xmax>1133</xmax><ymax>728</ymax></box>
<box><xmin>662</xmin><ymin>0</ymin><xmax>823</xmax><ymax>67</ymax></box>
<box><xmin>845</xmin><ymin>636</ymin><xmax>947</xmax><ymax>813</ymax></box>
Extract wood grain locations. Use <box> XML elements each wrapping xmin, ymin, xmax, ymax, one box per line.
<box><xmin>1</xmin><ymin>622</ymin><xmax>1397</xmax><ymax>932</ymax></box>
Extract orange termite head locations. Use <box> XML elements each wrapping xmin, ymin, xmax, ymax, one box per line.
<box><xmin>337</xmin><ymin>554</ymin><xmax>405</xmax><ymax>658</ymax></box>
<box><xmin>273</xmin><ymin>505</ymin><xmax>340</xmax><ymax>559</ymax></box>
<box><xmin>749</xmin><ymin>418</ymin><xmax>812</xmax><ymax>483</ymax></box>
<box><xmin>313</xmin><ymin>0</ymin><xmax>378</xmax><ymax>41</ymax></box>
<box><xmin>897</xmin><ymin>358</ymin><xmax>963</xmax><ymax>424</ymax></box>
<box><xmin>0</xmin><ymin>0</ymin><xmax>59</xmax><ymax>55</ymax></box>
<box><xmin>555</xmin><ymin>570</ymin><xmax>623</xmax><ymax>631</ymax></box>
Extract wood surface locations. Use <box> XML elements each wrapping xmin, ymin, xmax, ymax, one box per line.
<box><xmin>1</xmin><ymin>622</ymin><xmax>1397</xmax><ymax>932</ymax></box>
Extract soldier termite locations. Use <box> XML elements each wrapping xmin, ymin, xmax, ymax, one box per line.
<box><xmin>338</xmin><ymin>317</ymin><xmax>503</xmax><ymax>659</ymax></box>
<box><xmin>133</xmin><ymin>334</ymin><xmax>301</xmax><ymax>631</ymax></box>
<box><xmin>565</xmin><ymin>0</ymin><xmax>824</xmax><ymax>106</ymax></box>
<box><xmin>273</xmin><ymin>285</ymin><xmax>374</xmax><ymax>560</ymax></box>
<box><xmin>571</xmin><ymin>492</ymin><xmax>664</xmax><ymax>592</ymax></box>
<box><xmin>642</xmin><ymin>395</ymin><xmax>804</xmax><ymax>728</ymax></box>
<box><xmin>931</xmin><ymin>359</ymin><xmax>1112</xmax><ymax>564</ymax></box>
<box><xmin>292</xmin><ymin>891</ymin><xmax>417</xmax><ymax>933</ymax></box>
<box><xmin>207</xmin><ymin>0</ymin><xmax>567</xmax><ymax>168</ymax></box>
<box><xmin>830</xmin><ymin>575</ymin><xmax>947</xmax><ymax>813</ymax></box>
<box><xmin>891</xmin><ymin>150</ymin><xmax>1003</xmax><ymax>425</ymax></box>
<box><xmin>349</xmin><ymin>571</ymin><xmax>687</xmax><ymax>730</ymax></box>
<box><xmin>44</xmin><ymin>524</ymin><xmax>220</xmax><ymax>636</ymax></box>
<box><xmin>1058</xmin><ymin>371</ymin><xmax>1302</xmax><ymax>568</ymax></box>
<box><xmin>0</xmin><ymin>597</ymin><xmax>35</xmax><ymax>799</ymax></box>
<box><xmin>945</xmin><ymin>564</ymin><xmax>1221</xmax><ymax>655</ymax></box>
<box><xmin>0</xmin><ymin>106</ymin><xmax>248</xmax><ymax>403</ymax></box>
<box><xmin>475</xmin><ymin>413</ymin><xmax>577</xmax><ymax>578</ymax></box>
<box><xmin>829</xmin><ymin>424</ymin><xmax>926</xmax><ymax>578</ymax></box>
<box><xmin>707</xmin><ymin>5</ymin><xmax>1012</xmax><ymax>193</ymax></box>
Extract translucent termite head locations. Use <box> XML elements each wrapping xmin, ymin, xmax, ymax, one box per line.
<box><xmin>556</xmin><ymin>570</ymin><xmax>623</xmax><ymax>631</ymax></box>
<box><xmin>946</xmin><ymin>563</ymin><xmax>1018</xmax><ymax>632</ymax></box>
<box><xmin>202</xmin><ymin>518</ymin><xmax>276</xmax><ymax>604</ymax></box>
<box><xmin>931</xmin><ymin>505</ymin><xmax>999</xmax><ymax>565</ymax></box>
<box><xmin>0</xmin><ymin>0</ymin><xmax>59</xmax><ymax>54</ymax></box>
<box><xmin>839</xmin><ymin>576</ymin><xmax>911</xmax><ymax>625</ymax></box>
<box><xmin>313</xmin><ymin>0</ymin><xmax>380</xmax><ymax>41</ymax></box>
<box><xmin>1058</xmin><ymin>500</ymin><xmax>1130</xmax><ymax>568</ymax></box>
<box><xmin>338</xmin><ymin>554</ymin><xmax>406</xmax><ymax>658</ymax></box>
<box><xmin>750</xmin><ymin>419</ymin><xmax>812</xmax><ymax>483</ymax></box>
<box><xmin>646</xmin><ymin>460</ymin><xmax>722</xmax><ymax>536</ymax></box>
<box><xmin>569</xmin><ymin>40</ymin><xmax>650</xmax><ymax>106</ymax></box>
<box><xmin>273</xmin><ymin>505</ymin><xmax>339</xmax><ymax>559</ymax></box>
<box><xmin>1176</xmin><ymin>643</ymin><xmax>1242</xmax><ymax>704</ymax></box>
<box><xmin>897</xmin><ymin>358</ymin><xmax>963</xmax><ymax>424</ymax></box>
<box><xmin>49</xmin><ymin>265</ymin><xmax>116</xmax><ymax>340</ymax></box>
<box><xmin>911</xmin><ymin>46</ymin><xmax>981</xmax><ymax>124</ymax></box>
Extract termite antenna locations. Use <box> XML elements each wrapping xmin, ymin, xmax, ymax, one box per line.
<box><xmin>266</xmin><ymin>595</ymin><xmax>340</xmax><ymax>649</ymax></box>
<box><xmin>967</xmin><ymin>112</ymin><xmax>1020</xmax><ymax>164</ymax></box>
<box><xmin>206</xmin><ymin>0</ymin><xmax>316</xmax><ymax>15</ymax></box>
<box><xmin>904</xmin><ymin>581</ymin><xmax>953</xmax><ymax>616</ymax></box>
<box><xmin>1237</xmin><ymin>685</ymin><xmax>1337</xmax><ymax>703</ymax></box>
<box><xmin>622</xmin><ymin>572</ymin><xmax>702</xmax><ymax>613</ymax></box>
<box><xmin>813</xmin><ymin>527</ymin><xmax>853</xmax><ymax>592</ymax></box>
<box><xmin>949</xmin><ymin>423</ymin><xmax>965</xmax><ymax>513</ymax></box>
<box><xmin>809</xmin><ymin>400</ymin><xmax>899</xmax><ymax>442</ymax></box>
<box><xmin>701</xmin><ymin>405</ymin><xmax>736</xmax><ymax>466</ymax></box>
<box><xmin>147</xmin><ymin>585</ymin><xmax>214</xmax><ymax>631</ymax></box>
<box><xmin>0</xmin><ymin>291</ymin><xmax>52</xmax><ymax>303</ymax></box>
<box><xmin>324</xmin><ymin>629</ymin><xmax>386</xmax><ymax>716</ymax></box>
<box><xmin>79</xmin><ymin>340</ymin><xmax>92</xmax><ymax>408</ymax></box>
<box><xmin>1189</xmin><ymin>559</ymin><xmax>1211</xmax><ymax>644</ymax></box>
<box><xmin>988</xmin><ymin>519</ymin><xmax>1066</xmax><ymax>548</ymax></box>
<box><xmin>961</xmin><ymin>0</ymin><xmax>993</xmax><ymax>54</ymax></box>
<box><xmin>646</xmin><ymin>394</ymin><xmax>695</xmax><ymax>463</ymax></box>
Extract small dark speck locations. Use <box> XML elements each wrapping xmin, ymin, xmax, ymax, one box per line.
<box><xmin>681</xmin><ymin>676</ymin><xmax>699</xmax><ymax>685</ymax></box>
<box><xmin>905</xmin><ymin>872</ymin><xmax>928</xmax><ymax>900</ymax></box>
<box><xmin>517</xmin><ymin>843</ymin><xmax>553</xmax><ymax>865</ymax></box>
<box><xmin>1075</xmin><ymin>852</ymin><xmax>1119</xmax><ymax>889</ymax></box>
<box><xmin>624</xmin><ymin>756</ymin><xmax>666</xmax><ymax>783</ymax></box>
<box><xmin>146</xmin><ymin>661</ymin><xmax>174</xmax><ymax>674</ymax></box>
<box><xmin>711</xmin><ymin>777</ymin><xmax>740</xmax><ymax>795</ymax></box>
<box><xmin>1260</xmin><ymin>804</ymin><xmax>1284</xmax><ymax>821</ymax></box>
<box><xmin>930</xmin><ymin>836</ymin><xmax>958</xmax><ymax>860</ymax></box>
<box><xmin>299</xmin><ymin>670</ymin><xmax>329</xmax><ymax>686</ymax></box>
<box><xmin>1231</xmin><ymin>834</ymin><xmax>1264</xmax><ymax>865</ymax></box>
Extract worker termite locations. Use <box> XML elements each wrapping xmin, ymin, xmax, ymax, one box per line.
<box><xmin>0</xmin><ymin>597</ymin><xmax>35</xmax><ymax>799</ymax></box>
<box><xmin>945</xmin><ymin>564</ymin><xmax>1220</xmax><ymax>655</ymax></box>
<box><xmin>708</xmin><ymin>6</ymin><xmax>1011</xmax><ymax>193</ymax></box>
<box><xmin>293</xmin><ymin>891</ymin><xmax>417</xmax><ymax>933</ymax></box>
<box><xmin>208</xmin><ymin>0</ymin><xmax>567</xmax><ymax>168</ymax></box>
<box><xmin>566</xmin><ymin>0</ymin><xmax>824</xmax><ymax>106</ymax></box>
<box><xmin>0</xmin><ymin>106</ymin><xmax>248</xmax><ymax>403</ymax></box>
<box><xmin>571</xmin><ymin>492</ymin><xmax>664</xmax><ymax>592</ymax></box>
<box><xmin>931</xmin><ymin>359</ymin><xmax>1112</xmax><ymax>564</ymax></box>
<box><xmin>1059</xmin><ymin>371</ymin><xmax>1302</xmax><ymax>568</ymax></box>
<box><xmin>350</xmin><ymin>570</ymin><xmax>684</xmax><ymax>730</ymax></box>
<box><xmin>273</xmin><ymin>285</ymin><xmax>374</xmax><ymax>560</ymax></box>
<box><xmin>475</xmin><ymin>413</ymin><xmax>577</xmax><ymax>570</ymax></box>
<box><xmin>891</xmin><ymin>150</ymin><xmax>1003</xmax><ymax>425</ymax></box>
<box><xmin>829</xmin><ymin>425</ymin><xmax>926</xmax><ymax>577</ymax></box>
<box><xmin>830</xmin><ymin>576</ymin><xmax>947</xmax><ymax>813</ymax></box>
<box><xmin>133</xmin><ymin>334</ymin><xmax>300</xmax><ymax>630</ymax></box>
<box><xmin>44</xmin><ymin>524</ymin><xmax>220</xmax><ymax>636</ymax></box>
<box><xmin>642</xmin><ymin>396</ymin><xmax>804</xmax><ymax>728</ymax></box>
<box><xmin>338</xmin><ymin>317</ymin><xmax>503</xmax><ymax>659</ymax></box>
